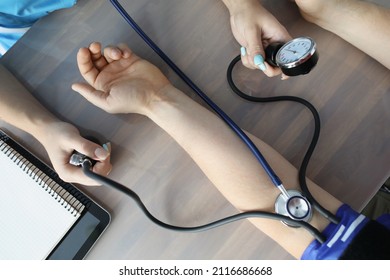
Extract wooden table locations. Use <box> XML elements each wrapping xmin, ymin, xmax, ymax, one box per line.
<box><xmin>1</xmin><ymin>0</ymin><xmax>389</xmax><ymax>260</ymax></box>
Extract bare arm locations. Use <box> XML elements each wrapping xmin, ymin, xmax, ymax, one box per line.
<box><xmin>0</xmin><ymin>64</ymin><xmax>111</xmax><ymax>185</ymax></box>
<box><xmin>0</xmin><ymin>64</ymin><xmax>56</xmax><ymax>138</ymax></box>
<box><xmin>296</xmin><ymin>0</ymin><xmax>390</xmax><ymax>69</ymax></box>
<box><xmin>72</xmin><ymin>43</ymin><xmax>343</xmax><ymax>259</ymax></box>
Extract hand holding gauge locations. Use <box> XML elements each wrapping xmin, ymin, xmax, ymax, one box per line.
<box><xmin>265</xmin><ymin>36</ymin><xmax>319</xmax><ymax>76</ymax></box>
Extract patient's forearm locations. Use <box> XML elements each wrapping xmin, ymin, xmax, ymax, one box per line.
<box><xmin>145</xmin><ymin>84</ymin><xmax>342</xmax><ymax>258</ymax></box>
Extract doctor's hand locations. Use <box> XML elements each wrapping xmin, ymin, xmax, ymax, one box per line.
<box><xmin>37</xmin><ymin>121</ymin><xmax>111</xmax><ymax>186</ymax></box>
<box><xmin>72</xmin><ymin>42</ymin><xmax>170</xmax><ymax>116</ymax></box>
<box><xmin>222</xmin><ymin>0</ymin><xmax>291</xmax><ymax>78</ymax></box>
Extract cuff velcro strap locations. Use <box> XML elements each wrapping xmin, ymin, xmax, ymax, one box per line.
<box><xmin>302</xmin><ymin>204</ymin><xmax>367</xmax><ymax>259</ymax></box>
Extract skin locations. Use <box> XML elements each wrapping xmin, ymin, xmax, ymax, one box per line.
<box><xmin>222</xmin><ymin>0</ymin><xmax>390</xmax><ymax>76</ymax></box>
<box><xmin>295</xmin><ymin>0</ymin><xmax>390</xmax><ymax>69</ymax></box>
<box><xmin>222</xmin><ymin>0</ymin><xmax>291</xmax><ymax>78</ymax></box>
<box><xmin>0</xmin><ymin>64</ymin><xmax>112</xmax><ymax>185</ymax></box>
<box><xmin>74</xmin><ymin>0</ymin><xmax>388</xmax><ymax>259</ymax></box>
<box><xmin>70</xmin><ymin>0</ymin><xmax>390</xmax><ymax>260</ymax></box>
<box><xmin>1</xmin><ymin>0</ymin><xmax>387</xmax><ymax>258</ymax></box>
<box><xmin>72</xmin><ymin>42</ymin><xmax>342</xmax><ymax>259</ymax></box>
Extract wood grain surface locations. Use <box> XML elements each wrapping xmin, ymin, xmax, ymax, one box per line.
<box><xmin>0</xmin><ymin>0</ymin><xmax>389</xmax><ymax>259</ymax></box>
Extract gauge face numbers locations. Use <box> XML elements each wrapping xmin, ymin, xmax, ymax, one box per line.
<box><xmin>276</xmin><ymin>37</ymin><xmax>315</xmax><ymax>68</ymax></box>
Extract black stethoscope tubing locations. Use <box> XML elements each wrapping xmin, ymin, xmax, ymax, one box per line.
<box><xmin>82</xmin><ymin>0</ymin><xmax>343</xmax><ymax>244</ymax></box>
<box><xmin>227</xmin><ymin>55</ymin><xmax>339</xmax><ymax>224</ymax></box>
<box><xmin>82</xmin><ymin>159</ymin><xmax>326</xmax><ymax>243</ymax></box>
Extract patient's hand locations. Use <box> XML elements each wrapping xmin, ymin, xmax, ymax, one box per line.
<box><xmin>72</xmin><ymin>42</ymin><xmax>170</xmax><ymax>116</ymax></box>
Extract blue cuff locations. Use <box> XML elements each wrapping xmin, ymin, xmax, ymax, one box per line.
<box><xmin>301</xmin><ymin>204</ymin><xmax>369</xmax><ymax>260</ymax></box>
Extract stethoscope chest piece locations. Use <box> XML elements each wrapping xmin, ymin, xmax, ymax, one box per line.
<box><xmin>275</xmin><ymin>189</ymin><xmax>312</xmax><ymax>227</ymax></box>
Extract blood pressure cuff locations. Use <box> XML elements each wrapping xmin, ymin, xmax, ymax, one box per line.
<box><xmin>301</xmin><ymin>204</ymin><xmax>390</xmax><ymax>260</ymax></box>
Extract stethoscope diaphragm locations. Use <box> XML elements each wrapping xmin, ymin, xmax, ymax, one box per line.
<box><xmin>275</xmin><ymin>189</ymin><xmax>312</xmax><ymax>227</ymax></box>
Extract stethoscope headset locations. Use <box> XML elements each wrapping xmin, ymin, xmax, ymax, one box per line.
<box><xmin>71</xmin><ymin>0</ymin><xmax>341</xmax><ymax>244</ymax></box>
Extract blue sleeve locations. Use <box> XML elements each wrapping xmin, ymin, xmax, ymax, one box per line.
<box><xmin>0</xmin><ymin>0</ymin><xmax>77</xmax><ymax>56</ymax></box>
<box><xmin>0</xmin><ymin>0</ymin><xmax>77</xmax><ymax>28</ymax></box>
<box><xmin>376</xmin><ymin>213</ymin><xmax>390</xmax><ymax>230</ymax></box>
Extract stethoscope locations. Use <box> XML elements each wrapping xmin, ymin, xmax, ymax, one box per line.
<box><xmin>71</xmin><ymin>0</ymin><xmax>340</xmax><ymax>244</ymax></box>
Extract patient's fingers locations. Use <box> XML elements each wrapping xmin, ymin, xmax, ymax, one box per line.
<box><xmin>88</xmin><ymin>42</ymin><xmax>108</xmax><ymax>70</ymax></box>
<box><xmin>103</xmin><ymin>45</ymin><xmax>123</xmax><ymax>63</ymax></box>
<box><xmin>116</xmin><ymin>43</ymin><xmax>132</xmax><ymax>58</ymax></box>
<box><xmin>72</xmin><ymin>82</ymin><xmax>109</xmax><ymax>109</ymax></box>
<box><xmin>77</xmin><ymin>47</ymin><xmax>100</xmax><ymax>85</ymax></box>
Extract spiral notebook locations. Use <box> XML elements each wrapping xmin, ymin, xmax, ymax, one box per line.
<box><xmin>0</xmin><ymin>129</ymin><xmax>110</xmax><ymax>260</ymax></box>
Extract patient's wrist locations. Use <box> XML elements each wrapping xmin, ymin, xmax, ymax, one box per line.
<box><xmin>143</xmin><ymin>84</ymin><xmax>179</xmax><ymax>118</ymax></box>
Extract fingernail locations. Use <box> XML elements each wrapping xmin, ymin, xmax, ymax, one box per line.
<box><xmin>123</xmin><ymin>50</ymin><xmax>130</xmax><ymax>58</ymax></box>
<box><xmin>102</xmin><ymin>142</ymin><xmax>111</xmax><ymax>153</ymax></box>
<box><xmin>254</xmin><ymin>55</ymin><xmax>266</xmax><ymax>71</ymax></box>
<box><xmin>240</xmin><ymin>46</ymin><xmax>246</xmax><ymax>56</ymax></box>
<box><xmin>111</xmin><ymin>48</ymin><xmax>121</xmax><ymax>57</ymax></box>
<box><xmin>95</xmin><ymin>147</ymin><xmax>109</xmax><ymax>160</ymax></box>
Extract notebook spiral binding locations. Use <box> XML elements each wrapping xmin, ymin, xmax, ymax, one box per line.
<box><xmin>0</xmin><ymin>135</ymin><xmax>85</xmax><ymax>217</ymax></box>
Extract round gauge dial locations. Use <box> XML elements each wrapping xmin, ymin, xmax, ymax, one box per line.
<box><xmin>265</xmin><ymin>36</ymin><xmax>319</xmax><ymax>76</ymax></box>
<box><xmin>276</xmin><ymin>37</ymin><xmax>315</xmax><ymax>67</ymax></box>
